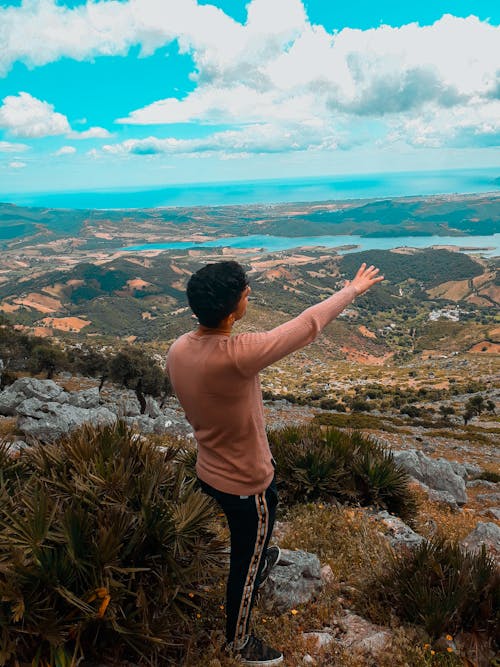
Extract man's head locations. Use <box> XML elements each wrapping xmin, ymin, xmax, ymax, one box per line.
<box><xmin>186</xmin><ymin>261</ymin><xmax>250</xmax><ymax>328</ymax></box>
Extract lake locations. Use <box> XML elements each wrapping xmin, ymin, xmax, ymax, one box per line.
<box><xmin>125</xmin><ymin>233</ymin><xmax>500</xmax><ymax>256</ymax></box>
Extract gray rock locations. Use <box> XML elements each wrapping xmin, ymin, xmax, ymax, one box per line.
<box><xmin>18</xmin><ymin>404</ymin><xmax>116</xmax><ymax>441</ymax></box>
<box><xmin>16</xmin><ymin>397</ymin><xmax>51</xmax><ymax>418</ymax></box>
<box><xmin>9</xmin><ymin>377</ymin><xmax>66</xmax><ymax>402</ymax></box>
<box><xmin>392</xmin><ymin>449</ymin><xmax>467</xmax><ymax>505</ymax></box>
<box><xmin>448</xmin><ymin>460</ymin><xmax>467</xmax><ymax>479</ymax></box>
<box><xmin>302</xmin><ymin>631</ymin><xmax>334</xmax><ymax>649</ymax></box>
<box><xmin>477</xmin><ymin>493</ymin><xmax>500</xmax><ymax>504</ymax></box>
<box><xmin>486</xmin><ymin>508</ymin><xmax>500</xmax><ymax>520</ymax></box>
<box><xmin>4</xmin><ymin>439</ymin><xmax>28</xmax><ymax>453</ymax></box>
<box><xmin>68</xmin><ymin>387</ymin><xmax>100</xmax><ymax>409</ymax></box>
<box><xmin>111</xmin><ymin>395</ymin><xmax>141</xmax><ymax>417</ymax></box>
<box><xmin>0</xmin><ymin>388</ymin><xmax>22</xmax><ymax>415</ymax></box>
<box><xmin>337</xmin><ymin>612</ymin><xmax>392</xmax><ymax>657</ymax></box>
<box><xmin>467</xmin><ymin>479</ymin><xmax>498</xmax><ymax>489</ymax></box>
<box><xmin>427</xmin><ymin>489</ymin><xmax>460</xmax><ymax>512</ymax></box>
<box><xmin>145</xmin><ymin>396</ymin><xmax>161</xmax><ymax>419</ymax></box>
<box><xmin>464</xmin><ymin>463</ymin><xmax>483</xmax><ymax>478</ymax></box>
<box><xmin>152</xmin><ymin>415</ymin><xmax>173</xmax><ymax>434</ymax></box>
<box><xmin>260</xmin><ymin>549</ymin><xmax>323</xmax><ymax>614</ymax></box>
<box><xmin>461</xmin><ymin>522</ymin><xmax>500</xmax><ymax>561</ymax></box>
<box><xmin>123</xmin><ymin>415</ymin><xmax>155</xmax><ymax>434</ymax></box>
<box><xmin>370</xmin><ymin>510</ymin><xmax>425</xmax><ymax>550</ymax></box>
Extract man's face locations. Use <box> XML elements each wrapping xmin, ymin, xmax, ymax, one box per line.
<box><xmin>233</xmin><ymin>285</ymin><xmax>251</xmax><ymax>321</ymax></box>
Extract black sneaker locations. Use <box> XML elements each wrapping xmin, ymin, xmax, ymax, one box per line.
<box><xmin>235</xmin><ymin>635</ymin><xmax>284</xmax><ymax>665</ymax></box>
<box><xmin>258</xmin><ymin>546</ymin><xmax>281</xmax><ymax>589</ymax></box>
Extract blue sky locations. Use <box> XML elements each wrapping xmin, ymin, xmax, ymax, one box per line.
<box><xmin>1</xmin><ymin>0</ymin><xmax>500</xmax><ymax>195</ymax></box>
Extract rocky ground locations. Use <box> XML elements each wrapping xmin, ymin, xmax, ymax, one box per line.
<box><xmin>0</xmin><ymin>374</ymin><xmax>499</xmax><ymax>666</ymax></box>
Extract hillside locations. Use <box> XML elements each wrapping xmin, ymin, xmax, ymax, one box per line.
<box><xmin>1</xmin><ymin>192</ymin><xmax>499</xmax><ymax>251</ymax></box>
<box><xmin>0</xmin><ymin>246</ymin><xmax>498</xmax><ymax>369</ymax></box>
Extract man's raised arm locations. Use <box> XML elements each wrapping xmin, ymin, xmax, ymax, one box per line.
<box><xmin>229</xmin><ymin>263</ymin><xmax>384</xmax><ymax>376</ymax></box>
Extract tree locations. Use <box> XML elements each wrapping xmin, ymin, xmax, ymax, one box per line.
<box><xmin>463</xmin><ymin>408</ymin><xmax>475</xmax><ymax>425</ymax></box>
<box><xmin>463</xmin><ymin>395</ymin><xmax>486</xmax><ymax>424</ymax></box>
<box><xmin>107</xmin><ymin>347</ymin><xmax>171</xmax><ymax>414</ymax></box>
<box><xmin>438</xmin><ymin>405</ymin><xmax>455</xmax><ymax>423</ymax></box>
<box><xmin>29</xmin><ymin>344</ymin><xmax>67</xmax><ymax>379</ymax></box>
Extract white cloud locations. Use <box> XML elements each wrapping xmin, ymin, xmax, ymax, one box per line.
<box><xmin>101</xmin><ymin>121</ymin><xmax>357</xmax><ymax>157</ymax></box>
<box><xmin>1</xmin><ymin>1</ymin><xmax>500</xmax><ymax>154</ymax></box>
<box><xmin>0</xmin><ymin>140</ymin><xmax>29</xmax><ymax>152</ymax></box>
<box><xmin>389</xmin><ymin>100</ymin><xmax>500</xmax><ymax>148</ymax></box>
<box><xmin>68</xmin><ymin>127</ymin><xmax>112</xmax><ymax>139</ymax></box>
<box><xmin>0</xmin><ymin>92</ymin><xmax>111</xmax><ymax>140</ymax></box>
<box><xmin>54</xmin><ymin>145</ymin><xmax>77</xmax><ymax>156</ymax></box>
<box><xmin>0</xmin><ymin>92</ymin><xmax>70</xmax><ymax>137</ymax></box>
<box><xmin>8</xmin><ymin>160</ymin><xmax>26</xmax><ymax>168</ymax></box>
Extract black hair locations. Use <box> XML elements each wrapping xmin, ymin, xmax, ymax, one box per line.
<box><xmin>186</xmin><ymin>261</ymin><xmax>249</xmax><ymax>328</ymax></box>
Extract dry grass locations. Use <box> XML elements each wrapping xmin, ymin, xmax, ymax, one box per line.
<box><xmin>182</xmin><ymin>502</ymin><xmax>469</xmax><ymax>667</ymax></box>
<box><xmin>0</xmin><ymin>417</ymin><xmax>18</xmax><ymax>439</ymax></box>
<box><xmin>412</xmin><ymin>486</ymin><xmax>486</xmax><ymax>542</ymax></box>
<box><xmin>279</xmin><ymin>503</ymin><xmax>391</xmax><ymax>586</ymax></box>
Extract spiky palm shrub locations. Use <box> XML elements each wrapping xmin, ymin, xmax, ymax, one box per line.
<box><xmin>367</xmin><ymin>537</ymin><xmax>500</xmax><ymax>645</ymax></box>
<box><xmin>268</xmin><ymin>424</ymin><xmax>355</xmax><ymax>504</ymax></box>
<box><xmin>0</xmin><ymin>422</ymin><xmax>226</xmax><ymax>666</ymax></box>
<box><xmin>268</xmin><ymin>424</ymin><xmax>417</xmax><ymax>521</ymax></box>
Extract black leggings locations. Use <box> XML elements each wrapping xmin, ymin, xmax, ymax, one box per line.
<box><xmin>199</xmin><ymin>475</ymin><xmax>278</xmax><ymax>645</ymax></box>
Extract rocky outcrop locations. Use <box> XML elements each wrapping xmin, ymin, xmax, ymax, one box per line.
<box><xmin>0</xmin><ymin>377</ymin><xmax>193</xmax><ymax>443</ymax></box>
<box><xmin>461</xmin><ymin>522</ymin><xmax>500</xmax><ymax>561</ymax></box>
<box><xmin>392</xmin><ymin>449</ymin><xmax>467</xmax><ymax>505</ymax></box>
<box><xmin>17</xmin><ymin>402</ymin><xmax>117</xmax><ymax>442</ymax></box>
<box><xmin>368</xmin><ymin>510</ymin><xmax>425</xmax><ymax>550</ymax></box>
<box><xmin>336</xmin><ymin>611</ymin><xmax>392</xmax><ymax>657</ymax></box>
<box><xmin>261</xmin><ymin>549</ymin><xmax>323</xmax><ymax>614</ymax></box>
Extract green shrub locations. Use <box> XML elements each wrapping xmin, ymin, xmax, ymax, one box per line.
<box><xmin>268</xmin><ymin>425</ymin><xmax>417</xmax><ymax>521</ymax></box>
<box><xmin>365</xmin><ymin>537</ymin><xmax>500</xmax><ymax>643</ymax></box>
<box><xmin>350</xmin><ymin>398</ymin><xmax>372</xmax><ymax>412</ymax></box>
<box><xmin>0</xmin><ymin>422</ymin><xmax>226</xmax><ymax>666</ymax></box>
<box><xmin>319</xmin><ymin>398</ymin><xmax>346</xmax><ymax>411</ymax></box>
<box><xmin>313</xmin><ymin>411</ymin><xmax>397</xmax><ymax>432</ymax></box>
<box><xmin>473</xmin><ymin>470</ymin><xmax>500</xmax><ymax>483</ymax></box>
<box><xmin>400</xmin><ymin>405</ymin><xmax>422</xmax><ymax>418</ymax></box>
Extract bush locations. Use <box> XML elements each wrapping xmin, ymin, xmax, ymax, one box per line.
<box><xmin>365</xmin><ymin>538</ymin><xmax>500</xmax><ymax>644</ymax></box>
<box><xmin>0</xmin><ymin>422</ymin><xmax>226</xmax><ymax>666</ymax></box>
<box><xmin>313</xmin><ymin>411</ymin><xmax>397</xmax><ymax>432</ymax></box>
<box><xmin>268</xmin><ymin>424</ymin><xmax>417</xmax><ymax>521</ymax></box>
<box><xmin>319</xmin><ymin>398</ymin><xmax>346</xmax><ymax>411</ymax></box>
<box><xmin>350</xmin><ymin>398</ymin><xmax>372</xmax><ymax>412</ymax></box>
<box><xmin>29</xmin><ymin>344</ymin><xmax>68</xmax><ymax>379</ymax></box>
<box><xmin>473</xmin><ymin>470</ymin><xmax>500</xmax><ymax>483</ymax></box>
<box><xmin>400</xmin><ymin>405</ymin><xmax>422</xmax><ymax>418</ymax></box>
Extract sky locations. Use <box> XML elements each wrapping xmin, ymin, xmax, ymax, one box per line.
<box><xmin>1</xmin><ymin>0</ymin><xmax>500</xmax><ymax>195</ymax></box>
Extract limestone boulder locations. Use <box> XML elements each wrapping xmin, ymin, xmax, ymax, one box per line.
<box><xmin>392</xmin><ymin>449</ymin><xmax>467</xmax><ymax>505</ymax></box>
<box><xmin>18</xmin><ymin>404</ymin><xmax>116</xmax><ymax>442</ymax></box>
<box><xmin>369</xmin><ymin>510</ymin><xmax>425</xmax><ymax>550</ymax></box>
<box><xmin>460</xmin><ymin>522</ymin><xmax>500</xmax><ymax>562</ymax></box>
<box><xmin>260</xmin><ymin>549</ymin><xmax>323</xmax><ymax>614</ymax></box>
<box><xmin>68</xmin><ymin>387</ymin><xmax>100</xmax><ymax>409</ymax></box>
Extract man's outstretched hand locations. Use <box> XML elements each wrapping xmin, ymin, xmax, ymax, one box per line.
<box><xmin>348</xmin><ymin>263</ymin><xmax>384</xmax><ymax>296</ymax></box>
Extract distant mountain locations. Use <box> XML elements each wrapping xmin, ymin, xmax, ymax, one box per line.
<box><xmin>1</xmin><ymin>191</ymin><xmax>500</xmax><ymax>249</ymax></box>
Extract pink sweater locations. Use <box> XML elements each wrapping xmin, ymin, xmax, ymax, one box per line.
<box><xmin>166</xmin><ymin>284</ymin><xmax>357</xmax><ymax>495</ymax></box>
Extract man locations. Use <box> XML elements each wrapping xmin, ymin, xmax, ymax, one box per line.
<box><xmin>166</xmin><ymin>260</ymin><xmax>383</xmax><ymax>665</ymax></box>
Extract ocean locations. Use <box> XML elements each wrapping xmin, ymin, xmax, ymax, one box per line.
<box><xmin>4</xmin><ymin>167</ymin><xmax>500</xmax><ymax>210</ymax></box>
